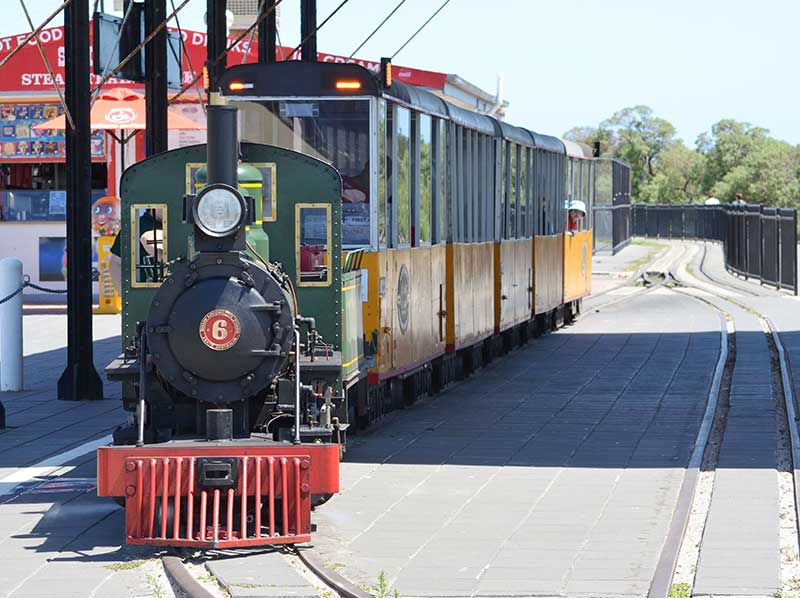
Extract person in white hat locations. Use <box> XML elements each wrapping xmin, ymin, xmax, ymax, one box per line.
<box><xmin>567</xmin><ymin>199</ymin><xmax>587</xmax><ymax>233</ymax></box>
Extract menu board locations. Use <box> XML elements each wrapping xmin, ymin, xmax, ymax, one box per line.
<box><xmin>0</xmin><ymin>103</ymin><xmax>105</xmax><ymax>161</ymax></box>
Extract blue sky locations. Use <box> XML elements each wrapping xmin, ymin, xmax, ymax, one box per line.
<box><xmin>5</xmin><ymin>0</ymin><xmax>798</xmax><ymax>146</ymax></box>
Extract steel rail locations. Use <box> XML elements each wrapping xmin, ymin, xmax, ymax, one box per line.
<box><xmin>647</xmin><ymin>245</ymin><xmax>734</xmax><ymax>597</ymax></box>
<box><xmin>767</xmin><ymin>316</ymin><xmax>800</xmax><ymax>540</ymax></box>
<box><xmin>294</xmin><ymin>547</ymin><xmax>371</xmax><ymax>598</ymax></box>
<box><xmin>648</xmin><ymin>241</ymin><xmax>799</xmax><ymax>597</ymax></box>
<box><xmin>162</xmin><ymin>556</ymin><xmax>216</xmax><ymax>598</ymax></box>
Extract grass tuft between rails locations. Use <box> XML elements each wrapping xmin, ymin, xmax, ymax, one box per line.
<box><xmin>104</xmin><ymin>559</ymin><xmax>148</xmax><ymax>571</ymax></box>
<box><xmin>668</xmin><ymin>583</ymin><xmax>691</xmax><ymax>598</ymax></box>
<box><xmin>372</xmin><ymin>571</ymin><xmax>400</xmax><ymax>598</ymax></box>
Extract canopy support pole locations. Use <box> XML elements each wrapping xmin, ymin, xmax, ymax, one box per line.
<box><xmin>145</xmin><ymin>0</ymin><xmax>168</xmax><ymax>155</ymax></box>
<box><xmin>58</xmin><ymin>0</ymin><xmax>103</xmax><ymax>401</ymax></box>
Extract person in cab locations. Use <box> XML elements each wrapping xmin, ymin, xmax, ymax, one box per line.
<box><xmin>567</xmin><ymin>200</ymin><xmax>587</xmax><ymax>234</ymax></box>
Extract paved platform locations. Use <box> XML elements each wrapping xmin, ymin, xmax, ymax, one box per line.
<box><xmin>693</xmin><ymin>304</ymin><xmax>779</xmax><ymax>595</ymax></box>
<box><xmin>0</xmin><ymin>314</ymin><xmax>162</xmax><ymax>598</ymax></box>
<box><xmin>311</xmin><ymin>286</ymin><xmax>722</xmax><ymax>597</ymax></box>
<box><xmin>680</xmin><ymin>242</ymin><xmax>792</xmax><ymax>596</ymax></box>
<box><xmin>0</xmin><ymin>314</ymin><xmax>335</xmax><ymax>598</ymax></box>
<box><xmin>3</xmin><ymin>243</ymin><xmax>800</xmax><ymax>597</ymax></box>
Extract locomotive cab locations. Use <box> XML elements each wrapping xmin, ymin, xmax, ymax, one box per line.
<box><xmin>98</xmin><ymin>103</ymin><xmax>345</xmax><ymax>549</ymax></box>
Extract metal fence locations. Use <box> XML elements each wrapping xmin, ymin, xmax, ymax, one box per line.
<box><xmin>593</xmin><ymin>158</ymin><xmax>631</xmax><ymax>255</ymax></box>
<box><xmin>632</xmin><ymin>204</ymin><xmax>798</xmax><ymax>294</ymax></box>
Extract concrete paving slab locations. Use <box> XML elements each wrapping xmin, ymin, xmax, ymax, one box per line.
<box><xmin>311</xmin><ymin>287</ymin><xmax>724</xmax><ymax>596</ymax></box>
<box><xmin>207</xmin><ymin>552</ymin><xmax>320</xmax><ymax>598</ymax></box>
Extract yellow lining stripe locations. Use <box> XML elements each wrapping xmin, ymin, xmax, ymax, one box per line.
<box><xmin>341</xmin><ymin>284</ymin><xmax>357</xmax><ymax>292</ymax></box>
<box><xmin>342</xmin><ymin>354</ymin><xmax>363</xmax><ymax>369</ymax></box>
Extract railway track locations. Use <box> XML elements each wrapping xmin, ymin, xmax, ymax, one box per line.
<box><xmin>162</xmin><ymin>546</ymin><xmax>372</xmax><ymax>598</ymax></box>
<box><xmin>647</xmin><ymin>242</ymin><xmax>800</xmax><ymax>597</ymax></box>
<box><xmin>159</xmin><ymin>241</ymin><xmax>799</xmax><ymax>598</ymax></box>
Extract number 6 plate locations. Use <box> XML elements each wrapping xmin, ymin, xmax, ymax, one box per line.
<box><xmin>199</xmin><ymin>309</ymin><xmax>242</xmax><ymax>351</ymax></box>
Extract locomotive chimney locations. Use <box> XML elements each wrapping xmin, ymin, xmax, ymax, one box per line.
<box><xmin>206</xmin><ymin>409</ymin><xmax>233</xmax><ymax>441</ymax></box>
<box><xmin>206</xmin><ymin>104</ymin><xmax>239</xmax><ymax>187</ymax></box>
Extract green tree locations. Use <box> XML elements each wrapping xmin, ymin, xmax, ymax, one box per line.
<box><xmin>566</xmin><ymin>105</ymin><xmax>677</xmax><ymax>199</ymax></box>
<box><xmin>601</xmin><ymin>106</ymin><xmax>677</xmax><ymax>198</ymax></box>
<box><xmin>696</xmin><ymin>119</ymin><xmax>769</xmax><ymax>193</ymax></box>
<box><xmin>638</xmin><ymin>143</ymin><xmax>706</xmax><ymax>204</ymax></box>
<box><xmin>710</xmin><ymin>138</ymin><xmax>800</xmax><ymax>205</ymax></box>
<box><xmin>567</xmin><ymin>111</ymin><xmax>800</xmax><ymax>209</ymax></box>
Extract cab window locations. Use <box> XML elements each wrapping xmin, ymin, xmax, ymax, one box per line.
<box><xmin>296</xmin><ymin>203</ymin><xmax>331</xmax><ymax>286</ymax></box>
<box><xmin>130</xmin><ymin>204</ymin><xmax>167</xmax><ymax>288</ymax></box>
<box><xmin>236</xmin><ymin>99</ymin><xmax>369</xmax><ymax>247</ymax></box>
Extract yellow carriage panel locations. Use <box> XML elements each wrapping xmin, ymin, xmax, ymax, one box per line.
<box><xmin>364</xmin><ymin>246</ymin><xmax>447</xmax><ymax>380</ymax></box>
<box><xmin>563</xmin><ymin>230</ymin><xmax>592</xmax><ymax>303</ymax></box>
<box><xmin>473</xmin><ymin>243</ymin><xmax>494</xmax><ymax>341</ymax></box>
<box><xmin>534</xmin><ymin>234</ymin><xmax>564</xmax><ymax>314</ymax></box>
<box><xmin>357</xmin><ymin>250</ymin><xmax>384</xmax><ymax>376</ymax></box>
<box><xmin>378</xmin><ymin>250</ymin><xmax>394</xmax><ymax>375</ymax></box>
<box><xmin>514</xmin><ymin>238</ymin><xmax>534</xmax><ymax>326</ymax></box>
<box><xmin>495</xmin><ymin>239</ymin><xmax>533</xmax><ymax>333</ymax></box>
<box><xmin>448</xmin><ymin>242</ymin><xmax>494</xmax><ymax>351</ymax></box>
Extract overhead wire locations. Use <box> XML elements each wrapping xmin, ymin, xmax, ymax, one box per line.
<box><xmin>286</xmin><ymin>0</ymin><xmax>352</xmax><ymax>60</ymax></box>
<box><xmin>18</xmin><ymin>0</ymin><xmax>75</xmax><ymax>130</ymax></box>
<box><xmin>391</xmin><ymin>0</ymin><xmax>451</xmax><ymax>59</ymax></box>
<box><xmin>0</xmin><ymin>0</ymin><xmax>74</xmax><ymax>69</ymax></box>
<box><xmin>348</xmin><ymin>0</ymin><xmax>408</xmax><ymax>59</ymax></box>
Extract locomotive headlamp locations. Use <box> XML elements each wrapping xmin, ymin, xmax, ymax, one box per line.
<box><xmin>193</xmin><ymin>183</ymin><xmax>246</xmax><ymax>238</ymax></box>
